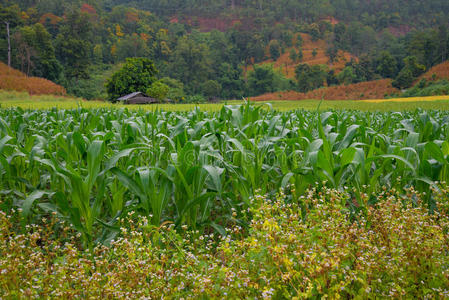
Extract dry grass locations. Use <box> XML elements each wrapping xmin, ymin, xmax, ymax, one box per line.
<box><xmin>416</xmin><ymin>61</ymin><xmax>449</xmax><ymax>82</ymax></box>
<box><xmin>251</xmin><ymin>79</ymin><xmax>399</xmax><ymax>101</ymax></box>
<box><xmin>0</xmin><ymin>62</ymin><xmax>66</xmax><ymax>96</ymax></box>
<box><xmin>362</xmin><ymin>95</ymin><xmax>449</xmax><ymax>103</ymax></box>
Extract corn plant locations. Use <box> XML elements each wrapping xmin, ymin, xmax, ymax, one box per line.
<box><xmin>1</xmin><ymin>105</ymin><xmax>449</xmax><ymax>245</ymax></box>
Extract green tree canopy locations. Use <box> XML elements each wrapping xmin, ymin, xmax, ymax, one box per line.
<box><xmin>295</xmin><ymin>64</ymin><xmax>327</xmax><ymax>92</ymax></box>
<box><xmin>106</xmin><ymin>57</ymin><xmax>158</xmax><ymax>101</ymax></box>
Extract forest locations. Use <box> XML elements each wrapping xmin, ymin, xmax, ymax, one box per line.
<box><xmin>0</xmin><ymin>0</ymin><xmax>448</xmax><ymax>101</ymax></box>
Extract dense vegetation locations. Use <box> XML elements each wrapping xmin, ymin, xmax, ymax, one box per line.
<box><xmin>1</xmin><ymin>104</ymin><xmax>449</xmax><ymax>247</ymax></box>
<box><xmin>1</xmin><ymin>187</ymin><xmax>449</xmax><ymax>298</ymax></box>
<box><xmin>0</xmin><ymin>0</ymin><xmax>448</xmax><ymax>100</ymax></box>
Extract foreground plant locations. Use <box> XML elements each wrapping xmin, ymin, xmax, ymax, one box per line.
<box><xmin>1</xmin><ymin>187</ymin><xmax>448</xmax><ymax>298</ymax></box>
<box><xmin>2</xmin><ymin>105</ymin><xmax>449</xmax><ymax>244</ymax></box>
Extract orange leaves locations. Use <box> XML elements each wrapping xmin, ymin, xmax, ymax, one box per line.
<box><xmin>115</xmin><ymin>24</ymin><xmax>124</xmax><ymax>37</ymax></box>
<box><xmin>126</xmin><ymin>11</ymin><xmax>139</xmax><ymax>23</ymax></box>
<box><xmin>39</xmin><ymin>13</ymin><xmax>62</xmax><ymax>25</ymax></box>
<box><xmin>81</xmin><ymin>4</ymin><xmax>97</xmax><ymax>15</ymax></box>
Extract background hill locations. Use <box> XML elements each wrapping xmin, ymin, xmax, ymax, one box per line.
<box><xmin>0</xmin><ymin>0</ymin><xmax>448</xmax><ymax>100</ymax></box>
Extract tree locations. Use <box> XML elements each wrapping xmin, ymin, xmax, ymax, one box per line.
<box><xmin>337</xmin><ymin>66</ymin><xmax>356</xmax><ymax>85</ymax></box>
<box><xmin>327</xmin><ymin>69</ymin><xmax>338</xmax><ymax>86</ymax></box>
<box><xmin>168</xmin><ymin>36</ymin><xmax>212</xmax><ymax>93</ymax></box>
<box><xmin>159</xmin><ymin>77</ymin><xmax>185</xmax><ymax>102</ymax></box>
<box><xmin>106</xmin><ymin>57</ymin><xmax>158</xmax><ymax>101</ymax></box>
<box><xmin>202</xmin><ymin>80</ymin><xmax>222</xmax><ymax>100</ymax></box>
<box><xmin>116</xmin><ymin>33</ymin><xmax>150</xmax><ymax>61</ymax></box>
<box><xmin>13</xmin><ymin>27</ymin><xmax>36</xmax><ymax>75</ymax></box>
<box><xmin>289</xmin><ymin>49</ymin><xmax>298</xmax><ymax>63</ymax></box>
<box><xmin>147</xmin><ymin>80</ymin><xmax>169</xmax><ymax>101</ymax></box>
<box><xmin>295</xmin><ymin>64</ymin><xmax>327</xmax><ymax>92</ymax></box>
<box><xmin>217</xmin><ymin>62</ymin><xmax>244</xmax><ymax>99</ymax></box>
<box><xmin>392</xmin><ymin>68</ymin><xmax>414</xmax><ymax>89</ymax></box>
<box><xmin>309</xmin><ymin>23</ymin><xmax>321</xmax><ymax>41</ymax></box>
<box><xmin>392</xmin><ymin>56</ymin><xmax>426</xmax><ymax>89</ymax></box>
<box><xmin>0</xmin><ymin>4</ymin><xmax>22</xmax><ymax>66</ymax></box>
<box><xmin>55</xmin><ymin>10</ymin><xmax>92</xmax><ymax>80</ymax></box>
<box><xmin>269</xmin><ymin>39</ymin><xmax>281</xmax><ymax>61</ymax></box>
<box><xmin>376</xmin><ymin>51</ymin><xmax>397</xmax><ymax>78</ymax></box>
<box><xmin>247</xmin><ymin>64</ymin><xmax>276</xmax><ymax>96</ymax></box>
<box><xmin>326</xmin><ymin>45</ymin><xmax>338</xmax><ymax>65</ymax></box>
<box><xmin>403</xmin><ymin>56</ymin><xmax>426</xmax><ymax>77</ymax></box>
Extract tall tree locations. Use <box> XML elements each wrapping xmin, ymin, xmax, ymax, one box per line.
<box><xmin>55</xmin><ymin>9</ymin><xmax>93</xmax><ymax>80</ymax></box>
<box><xmin>168</xmin><ymin>36</ymin><xmax>212</xmax><ymax>93</ymax></box>
<box><xmin>0</xmin><ymin>4</ymin><xmax>21</xmax><ymax>66</ymax></box>
<box><xmin>106</xmin><ymin>57</ymin><xmax>158</xmax><ymax>101</ymax></box>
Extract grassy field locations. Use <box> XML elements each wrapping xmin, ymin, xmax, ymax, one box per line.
<box><xmin>2</xmin><ymin>90</ymin><xmax>449</xmax><ymax>111</ymax></box>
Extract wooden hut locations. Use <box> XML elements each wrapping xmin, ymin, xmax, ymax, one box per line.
<box><xmin>117</xmin><ymin>92</ymin><xmax>158</xmax><ymax>104</ymax></box>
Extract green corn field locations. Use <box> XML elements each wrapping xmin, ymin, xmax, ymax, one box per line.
<box><xmin>1</xmin><ymin>103</ymin><xmax>449</xmax><ymax>247</ymax></box>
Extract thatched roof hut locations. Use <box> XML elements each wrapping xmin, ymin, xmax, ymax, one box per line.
<box><xmin>117</xmin><ymin>92</ymin><xmax>158</xmax><ymax>104</ymax></box>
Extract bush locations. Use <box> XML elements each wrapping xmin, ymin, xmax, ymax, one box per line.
<box><xmin>401</xmin><ymin>79</ymin><xmax>449</xmax><ymax>97</ymax></box>
<box><xmin>184</xmin><ymin>94</ymin><xmax>206</xmax><ymax>103</ymax></box>
<box><xmin>160</xmin><ymin>77</ymin><xmax>186</xmax><ymax>102</ymax></box>
<box><xmin>201</xmin><ymin>80</ymin><xmax>222</xmax><ymax>100</ymax></box>
<box><xmin>147</xmin><ymin>81</ymin><xmax>170</xmax><ymax>101</ymax></box>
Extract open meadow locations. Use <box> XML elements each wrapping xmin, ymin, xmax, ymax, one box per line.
<box><xmin>1</xmin><ymin>91</ymin><xmax>449</xmax><ymax>298</ymax></box>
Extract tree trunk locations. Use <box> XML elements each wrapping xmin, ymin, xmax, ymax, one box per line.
<box><xmin>26</xmin><ymin>48</ymin><xmax>31</xmax><ymax>76</ymax></box>
<box><xmin>5</xmin><ymin>21</ymin><xmax>11</xmax><ymax>67</ymax></box>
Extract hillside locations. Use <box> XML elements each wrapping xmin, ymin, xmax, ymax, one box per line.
<box><xmin>251</xmin><ymin>79</ymin><xmax>399</xmax><ymax>101</ymax></box>
<box><xmin>0</xmin><ymin>62</ymin><xmax>66</xmax><ymax>96</ymax></box>
<box><xmin>416</xmin><ymin>61</ymin><xmax>449</xmax><ymax>82</ymax></box>
<box><xmin>250</xmin><ymin>33</ymin><xmax>355</xmax><ymax>79</ymax></box>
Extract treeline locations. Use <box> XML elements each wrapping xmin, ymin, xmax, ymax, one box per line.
<box><xmin>106</xmin><ymin>0</ymin><xmax>448</xmax><ymax>29</ymax></box>
<box><xmin>0</xmin><ymin>0</ymin><xmax>448</xmax><ymax>100</ymax></box>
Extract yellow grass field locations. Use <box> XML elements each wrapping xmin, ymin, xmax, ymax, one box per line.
<box><xmin>1</xmin><ymin>90</ymin><xmax>449</xmax><ymax>112</ymax></box>
<box><xmin>362</xmin><ymin>95</ymin><xmax>449</xmax><ymax>103</ymax></box>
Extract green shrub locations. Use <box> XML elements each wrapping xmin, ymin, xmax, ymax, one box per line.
<box><xmin>184</xmin><ymin>94</ymin><xmax>206</xmax><ymax>103</ymax></box>
<box><xmin>147</xmin><ymin>80</ymin><xmax>170</xmax><ymax>101</ymax></box>
<box><xmin>402</xmin><ymin>79</ymin><xmax>449</xmax><ymax>97</ymax></box>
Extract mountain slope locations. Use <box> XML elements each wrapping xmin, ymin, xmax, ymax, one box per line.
<box><xmin>0</xmin><ymin>62</ymin><xmax>66</xmax><ymax>96</ymax></box>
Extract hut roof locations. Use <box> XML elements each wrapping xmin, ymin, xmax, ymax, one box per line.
<box><xmin>117</xmin><ymin>92</ymin><xmax>147</xmax><ymax>101</ymax></box>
